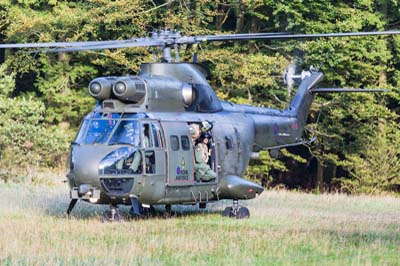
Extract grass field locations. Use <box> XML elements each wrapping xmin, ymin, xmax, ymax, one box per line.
<box><xmin>0</xmin><ymin>179</ymin><xmax>399</xmax><ymax>266</ymax></box>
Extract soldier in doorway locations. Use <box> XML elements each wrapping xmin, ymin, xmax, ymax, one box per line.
<box><xmin>196</xmin><ymin>133</ymin><xmax>211</xmax><ymax>164</ymax></box>
<box><xmin>190</xmin><ymin>121</ymin><xmax>216</xmax><ymax>182</ymax></box>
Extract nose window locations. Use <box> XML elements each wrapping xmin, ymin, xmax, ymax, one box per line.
<box><xmin>99</xmin><ymin>147</ymin><xmax>142</xmax><ymax>175</ymax></box>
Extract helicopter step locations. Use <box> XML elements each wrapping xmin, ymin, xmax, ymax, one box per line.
<box><xmin>129</xmin><ymin>197</ymin><xmax>156</xmax><ymax>219</ymax></box>
<box><xmin>190</xmin><ymin>189</ymin><xmax>211</xmax><ymax>204</ymax></box>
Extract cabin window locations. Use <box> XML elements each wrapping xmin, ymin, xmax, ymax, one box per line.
<box><xmin>181</xmin><ymin>136</ymin><xmax>190</xmax><ymax>151</ymax></box>
<box><xmin>225</xmin><ymin>136</ymin><xmax>233</xmax><ymax>150</ymax></box>
<box><xmin>170</xmin><ymin>135</ymin><xmax>179</xmax><ymax>151</ymax></box>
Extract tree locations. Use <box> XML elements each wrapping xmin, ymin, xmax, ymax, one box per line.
<box><xmin>340</xmin><ymin>119</ymin><xmax>400</xmax><ymax>194</ymax></box>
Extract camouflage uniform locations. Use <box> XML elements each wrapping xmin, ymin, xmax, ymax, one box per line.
<box><xmin>194</xmin><ymin>144</ymin><xmax>217</xmax><ymax>181</ymax></box>
<box><xmin>196</xmin><ymin>142</ymin><xmax>210</xmax><ymax>163</ymax></box>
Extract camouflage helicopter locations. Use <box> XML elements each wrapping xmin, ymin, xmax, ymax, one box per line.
<box><xmin>1</xmin><ymin>29</ymin><xmax>399</xmax><ymax>220</ymax></box>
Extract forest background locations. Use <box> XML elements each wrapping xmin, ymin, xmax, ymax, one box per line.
<box><xmin>0</xmin><ymin>0</ymin><xmax>399</xmax><ymax>194</ymax></box>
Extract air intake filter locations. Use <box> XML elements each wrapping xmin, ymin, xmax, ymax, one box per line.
<box><xmin>112</xmin><ymin>77</ymin><xmax>146</xmax><ymax>103</ymax></box>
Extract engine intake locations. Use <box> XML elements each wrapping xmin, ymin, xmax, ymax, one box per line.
<box><xmin>88</xmin><ymin>77</ymin><xmax>116</xmax><ymax>100</ymax></box>
<box><xmin>112</xmin><ymin>77</ymin><xmax>146</xmax><ymax>103</ymax></box>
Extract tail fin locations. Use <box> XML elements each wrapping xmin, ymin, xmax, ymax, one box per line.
<box><xmin>286</xmin><ymin>72</ymin><xmax>386</xmax><ymax>132</ymax></box>
<box><xmin>285</xmin><ymin>71</ymin><xmax>324</xmax><ymax>131</ymax></box>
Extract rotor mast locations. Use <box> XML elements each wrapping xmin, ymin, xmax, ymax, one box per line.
<box><xmin>151</xmin><ymin>29</ymin><xmax>182</xmax><ymax>63</ymax></box>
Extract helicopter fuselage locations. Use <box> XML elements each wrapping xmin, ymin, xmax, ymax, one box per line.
<box><xmin>66</xmin><ymin>62</ymin><xmax>322</xmax><ymax>208</ymax></box>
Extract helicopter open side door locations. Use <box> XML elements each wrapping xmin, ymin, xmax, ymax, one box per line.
<box><xmin>161</xmin><ymin>121</ymin><xmax>195</xmax><ymax>186</ymax></box>
<box><xmin>139</xmin><ymin>121</ymin><xmax>166</xmax><ymax>177</ymax></box>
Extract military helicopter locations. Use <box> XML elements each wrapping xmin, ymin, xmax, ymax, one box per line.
<box><xmin>1</xmin><ymin>29</ymin><xmax>399</xmax><ymax>220</ymax></box>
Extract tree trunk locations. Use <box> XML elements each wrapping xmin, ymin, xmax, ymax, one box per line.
<box><xmin>248</xmin><ymin>16</ymin><xmax>260</xmax><ymax>53</ymax></box>
<box><xmin>316</xmin><ymin>159</ymin><xmax>324</xmax><ymax>193</ymax></box>
<box><xmin>234</xmin><ymin>1</ymin><xmax>244</xmax><ymax>34</ymax></box>
<box><xmin>234</xmin><ymin>1</ymin><xmax>245</xmax><ymax>48</ymax></box>
<box><xmin>215</xmin><ymin>3</ymin><xmax>231</xmax><ymax>31</ymax></box>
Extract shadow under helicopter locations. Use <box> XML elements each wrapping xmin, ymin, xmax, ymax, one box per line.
<box><xmin>44</xmin><ymin>194</ymin><xmax>232</xmax><ymax>221</ymax></box>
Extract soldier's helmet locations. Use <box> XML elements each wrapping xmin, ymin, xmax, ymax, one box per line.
<box><xmin>201</xmin><ymin>120</ymin><xmax>213</xmax><ymax>132</ymax></box>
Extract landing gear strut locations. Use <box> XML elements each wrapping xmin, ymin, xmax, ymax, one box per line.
<box><xmin>66</xmin><ymin>199</ymin><xmax>78</xmax><ymax>216</ymax></box>
<box><xmin>222</xmin><ymin>199</ymin><xmax>250</xmax><ymax>219</ymax></box>
<box><xmin>165</xmin><ymin>204</ymin><xmax>172</xmax><ymax>218</ymax></box>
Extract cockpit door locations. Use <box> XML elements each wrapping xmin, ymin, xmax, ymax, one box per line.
<box><xmin>161</xmin><ymin>121</ymin><xmax>195</xmax><ymax>185</ymax></box>
<box><xmin>139</xmin><ymin>121</ymin><xmax>166</xmax><ymax>176</ymax></box>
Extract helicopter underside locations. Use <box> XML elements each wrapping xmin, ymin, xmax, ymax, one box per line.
<box><xmin>68</xmin><ymin>174</ymin><xmax>263</xmax><ymax>207</ymax></box>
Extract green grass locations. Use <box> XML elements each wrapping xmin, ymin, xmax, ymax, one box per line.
<box><xmin>0</xmin><ymin>180</ymin><xmax>399</xmax><ymax>266</ymax></box>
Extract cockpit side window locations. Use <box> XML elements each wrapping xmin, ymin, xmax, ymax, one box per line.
<box><xmin>109</xmin><ymin>120</ymin><xmax>140</xmax><ymax>146</ymax></box>
<box><xmin>143</xmin><ymin>123</ymin><xmax>153</xmax><ymax>148</ymax></box>
<box><xmin>75</xmin><ymin>119</ymin><xmax>89</xmax><ymax>144</ymax></box>
<box><xmin>151</xmin><ymin>122</ymin><xmax>163</xmax><ymax>148</ymax></box>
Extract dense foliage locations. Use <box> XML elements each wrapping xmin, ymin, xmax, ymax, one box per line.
<box><xmin>0</xmin><ymin>0</ymin><xmax>399</xmax><ymax>193</ymax></box>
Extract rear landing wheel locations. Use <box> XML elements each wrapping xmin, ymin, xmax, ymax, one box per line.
<box><xmin>222</xmin><ymin>207</ymin><xmax>232</xmax><ymax>217</ymax></box>
<box><xmin>236</xmin><ymin>206</ymin><xmax>250</xmax><ymax>219</ymax></box>
<box><xmin>222</xmin><ymin>200</ymin><xmax>250</xmax><ymax>219</ymax></box>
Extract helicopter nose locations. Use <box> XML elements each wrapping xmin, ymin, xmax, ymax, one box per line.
<box><xmin>71</xmin><ymin>146</ymin><xmax>109</xmax><ymax>187</ymax></box>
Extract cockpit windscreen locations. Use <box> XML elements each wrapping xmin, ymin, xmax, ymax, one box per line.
<box><xmin>109</xmin><ymin>120</ymin><xmax>140</xmax><ymax>146</ymax></box>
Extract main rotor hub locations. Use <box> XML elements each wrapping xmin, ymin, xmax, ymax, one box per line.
<box><xmin>150</xmin><ymin>29</ymin><xmax>183</xmax><ymax>62</ymax></box>
<box><xmin>151</xmin><ymin>29</ymin><xmax>182</xmax><ymax>43</ymax></box>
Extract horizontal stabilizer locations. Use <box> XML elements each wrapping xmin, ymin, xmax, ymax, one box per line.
<box><xmin>310</xmin><ymin>88</ymin><xmax>387</xmax><ymax>93</ymax></box>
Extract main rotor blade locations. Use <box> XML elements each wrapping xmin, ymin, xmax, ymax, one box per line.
<box><xmin>1</xmin><ymin>30</ymin><xmax>399</xmax><ymax>53</ymax></box>
<box><xmin>192</xmin><ymin>30</ymin><xmax>400</xmax><ymax>43</ymax></box>
<box><xmin>0</xmin><ymin>39</ymin><xmax>138</xmax><ymax>49</ymax></box>
<box><xmin>310</xmin><ymin>88</ymin><xmax>387</xmax><ymax>93</ymax></box>
<box><xmin>0</xmin><ymin>37</ymin><xmax>164</xmax><ymax>52</ymax></box>
<box><xmin>178</xmin><ymin>32</ymin><xmax>290</xmax><ymax>44</ymax></box>
<box><xmin>42</xmin><ymin>39</ymin><xmax>165</xmax><ymax>53</ymax></box>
